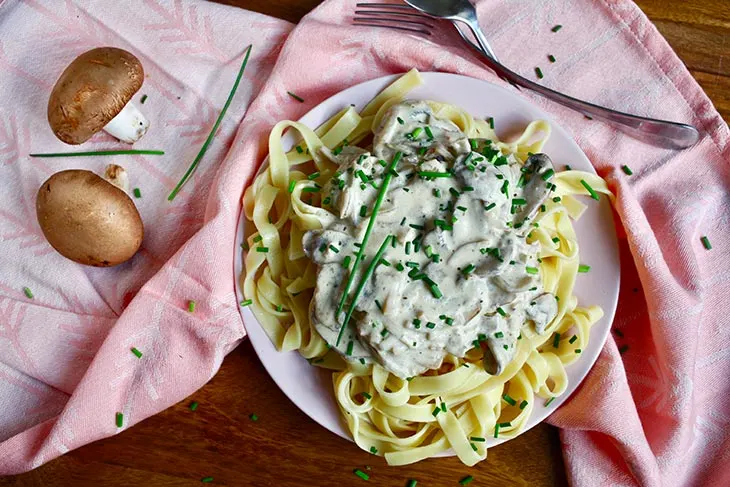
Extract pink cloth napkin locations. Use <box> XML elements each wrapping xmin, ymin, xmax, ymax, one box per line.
<box><xmin>0</xmin><ymin>0</ymin><xmax>727</xmax><ymax>485</ymax></box>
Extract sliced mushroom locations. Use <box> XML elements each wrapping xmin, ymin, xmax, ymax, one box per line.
<box><xmin>36</xmin><ymin>167</ymin><xmax>143</xmax><ymax>266</ymax></box>
<box><xmin>48</xmin><ymin>47</ymin><xmax>148</xmax><ymax>145</ymax></box>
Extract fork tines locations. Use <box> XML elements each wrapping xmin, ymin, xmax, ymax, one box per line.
<box><xmin>354</xmin><ymin>2</ymin><xmax>434</xmax><ymax>36</ymax></box>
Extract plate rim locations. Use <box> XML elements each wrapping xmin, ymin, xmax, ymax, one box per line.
<box><xmin>233</xmin><ymin>71</ymin><xmax>620</xmax><ymax>452</ymax></box>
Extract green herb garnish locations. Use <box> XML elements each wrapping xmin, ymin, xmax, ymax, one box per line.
<box><xmin>580</xmin><ymin>179</ymin><xmax>600</xmax><ymax>200</ymax></box>
<box><xmin>287</xmin><ymin>91</ymin><xmax>304</xmax><ymax>102</ymax></box>
<box><xmin>30</xmin><ymin>149</ymin><xmax>164</xmax><ymax>158</ymax></box>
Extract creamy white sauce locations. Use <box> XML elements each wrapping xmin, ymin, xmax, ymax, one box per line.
<box><xmin>303</xmin><ymin>101</ymin><xmax>558</xmax><ymax>379</ymax></box>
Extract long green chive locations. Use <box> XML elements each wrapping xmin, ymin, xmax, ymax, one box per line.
<box><xmin>621</xmin><ymin>165</ymin><xmax>633</xmax><ymax>175</ymax></box>
<box><xmin>580</xmin><ymin>179</ymin><xmax>600</xmax><ymax>200</ymax></box>
<box><xmin>418</xmin><ymin>171</ymin><xmax>452</xmax><ymax>178</ymax></box>
<box><xmin>619</xmin><ymin>345</ymin><xmax>629</xmax><ymax>354</ymax></box>
<box><xmin>287</xmin><ymin>91</ymin><xmax>304</xmax><ymax>102</ymax></box>
<box><xmin>255</xmin><ymin>247</ymin><xmax>269</xmax><ymax>253</ymax></box>
<box><xmin>188</xmin><ymin>300</ymin><xmax>196</xmax><ymax>313</ymax></box>
<box><xmin>116</xmin><ymin>412</ymin><xmax>123</xmax><ymax>428</ymax></box>
<box><xmin>169</xmin><ymin>46</ymin><xmax>251</xmax><ymax>200</ymax></box>
<box><xmin>407</xmin><ymin>480</ymin><xmax>418</xmax><ymax>487</ymax></box>
<box><xmin>240</xmin><ymin>299</ymin><xmax>253</xmax><ymax>307</ymax></box>
<box><xmin>132</xmin><ymin>187</ymin><xmax>142</xmax><ymax>198</ymax></box>
<box><xmin>552</xmin><ymin>24</ymin><xmax>563</xmax><ymax>32</ymax></box>
<box><xmin>578</xmin><ymin>264</ymin><xmax>591</xmax><ymax>273</ymax></box>
<box><xmin>525</xmin><ymin>266</ymin><xmax>539</xmax><ymax>274</ymax></box>
<box><xmin>553</xmin><ymin>332</ymin><xmax>561</xmax><ymax>348</ymax></box>
<box><xmin>338</xmin><ymin>235</ymin><xmax>394</xmax><ymax>345</ymax></box>
<box><xmin>30</xmin><ymin>149</ymin><xmax>165</xmax><ymax>158</ymax></box>
<box><xmin>541</xmin><ymin>169</ymin><xmax>555</xmax><ymax>181</ymax></box>
<box><xmin>424</xmin><ymin>126</ymin><xmax>434</xmax><ymax>140</ymax></box>
<box><xmin>22</xmin><ymin>287</ymin><xmax>33</xmax><ymax>299</ymax></box>
<box><xmin>460</xmin><ymin>475</ymin><xmax>474</xmax><ymax>485</ymax></box>
<box><xmin>131</xmin><ymin>347</ymin><xmax>143</xmax><ymax>358</ymax></box>
<box><xmin>519</xmin><ymin>400</ymin><xmax>528</xmax><ymax>409</ymax></box>
<box><xmin>535</xmin><ymin>67</ymin><xmax>544</xmax><ymax>79</ymax></box>
<box><xmin>201</xmin><ymin>477</ymin><xmax>214</xmax><ymax>483</ymax></box>
<box><xmin>503</xmin><ymin>394</ymin><xmax>517</xmax><ymax>406</ymax></box>
<box><xmin>249</xmin><ymin>413</ymin><xmax>258</xmax><ymax>421</ymax></box>
<box><xmin>701</xmin><ymin>236</ymin><xmax>712</xmax><ymax>250</ymax></box>
<box><xmin>548</xmin><ymin>54</ymin><xmax>556</xmax><ymax>63</ymax></box>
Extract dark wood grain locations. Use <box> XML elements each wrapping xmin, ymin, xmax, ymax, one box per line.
<box><xmin>2</xmin><ymin>1</ymin><xmax>727</xmax><ymax>485</ymax></box>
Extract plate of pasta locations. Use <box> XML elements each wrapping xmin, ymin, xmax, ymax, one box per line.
<box><xmin>236</xmin><ymin>70</ymin><xmax>619</xmax><ymax>466</ymax></box>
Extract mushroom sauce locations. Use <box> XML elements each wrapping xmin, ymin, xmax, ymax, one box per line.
<box><xmin>303</xmin><ymin>101</ymin><xmax>558</xmax><ymax>379</ymax></box>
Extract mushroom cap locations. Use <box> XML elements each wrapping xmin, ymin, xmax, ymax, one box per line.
<box><xmin>48</xmin><ymin>47</ymin><xmax>144</xmax><ymax>145</ymax></box>
<box><xmin>36</xmin><ymin>170</ymin><xmax>144</xmax><ymax>267</ymax></box>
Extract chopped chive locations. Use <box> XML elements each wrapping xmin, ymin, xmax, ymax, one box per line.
<box><xmin>132</xmin><ymin>187</ymin><xmax>142</xmax><ymax>198</ymax></box>
<box><xmin>552</xmin><ymin>237</ymin><xmax>561</xmax><ymax>244</ymax></box>
<box><xmin>493</xmin><ymin>424</ymin><xmax>500</xmax><ymax>438</ymax></box>
<box><xmin>619</xmin><ymin>345</ymin><xmax>630</xmax><ymax>354</ymax></box>
<box><xmin>362</xmin><ymin>392</ymin><xmax>372</xmax><ymax>399</ymax></box>
<box><xmin>346</xmin><ymin>340</ymin><xmax>354</xmax><ymax>356</ymax></box>
<box><xmin>462</xmin><ymin>186</ymin><xmax>474</xmax><ymax>192</ymax></box>
<box><xmin>411</xmin><ymin>127</ymin><xmax>423</xmax><ymax>139</ymax></box>
<box><xmin>240</xmin><ymin>299</ymin><xmax>253</xmax><ymax>307</ymax></box>
<box><xmin>512</xmin><ymin>198</ymin><xmax>527</xmax><ymax>206</ymax></box>
<box><xmin>578</xmin><ymin>264</ymin><xmax>591</xmax><ymax>273</ymax></box>
<box><xmin>22</xmin><ymin>287</ymin><xmax>33</xmax><ymax>299</ymax></box>
<box><xmin>407</xmin><ymin>480</ymin><xmax>418</xmax><ymax>487</ymax></box>
<box><xmin>496</xmin><ymin>307</ymin><xmax>506</xmax><ymax>317</ymax></box>
<box><xmin>552</xmin><ymin>196</ymin><xmax>562</xmax><ymax>203</ymax></box>
<box><xmin>470</xmin><ymin>138</ymin><xmax>478</xmax><ymax>150</ymax></box>
<box><xmin>701</xmin><ymin>236</ymin><xmax>712</xmax><ymax>250</ymax></box>
<box><xmin>428</xmin><ymin>282</ymin><xmax>443</xmax><ymax>299</ymax></box>
<box><xmin>395</xmin><ymin>262</ymin><xmax>405</xmax><ymax>271</ymax></box>
<box><xmin>139</xmin><ymin>94</ymin><xmax>148</xmax><ymax>104</ymax></box>
<box><xmin>553</xmin><ymin>333</ymin><xmax>561</xmax><ymax>348</ymax></box>
<box><xmin>519</xmin><ymin>400</ymin><xmax>528</xmax><ymax>409</ymax></box>
<box><xmin>541</xmin><ymin>169</ymin><xmax>555</xmax><ymax>181</ymax></box>
<box><xmin>575</xmin><ymin>348</ymin><xmax>582</xmax><ymax>354</ymax></box>
<box><xmin>494</xmin><ymin>331</ymin><xmax>504</xmax><ymax>338</ymax></box>
<box><xmin>580</xmin><ymin>179</ymin><xmax>600</xmax><ymax>200</ymax></box>
<box><xmin>500</xmin><ymin>180</ymin><xmax>509</xmax><ymax>196</ymax></box>
<box><xmin>30</xmin><ymin>149</ymin><xmax>165</xmax><ymax>158</ymax></box>
<box><xmin>499</xmin><ymin>422</ymin><xmax>512</xmax><ymax>428</ymax></box>
<box><xmin>462</xmin><ymin>264</ymin><xmax>476</xmax><ymax>276</ymax></box>
<box><xmin>552</xmin><ymin>24</ymin><xmax>563</xmax><ymax>32</ymax></box>
<box><xmin>424</xmin><ymin>126</ymin><xmax>434</xmax><ymax>140</ymax></box>
<box><xmin>432</xmin><ymin>406</ymin><xmax>440</xmax><ymax>417</ymax></box>
<box><xmin>502</xmin><ymin>394</ymin><xmax>517</xmax><ymax>406</ymax></box>
<box><xmin>459</xmin><ymin>476</ymin><xmax>474</xmax><ymax>486</ymax></box>
<box><xmin>540</xmin><ymin>204</ymin><xmax>546</xmax><ymax>212</ymax></box>
<box><xmin>545</xmin><ymin>397</ymin><xmax>556</xmax><ymax>407</ymax></box>
<box><xmin>353</xmin><ymin>469</ymin><xmax>370</xmax><ymax>481</ymax></box>
<box><xmin>548</xmin><ymin>54</ymin><xmax>556</xmax><ymax>63</ymax></box>
<box><xmin>412</xmin><ymin>318</ymin><xmax>421</xmax><ymax>328</ymax></box>
<box><xmin>116</xmin><ymin>412</ymin><xmax>123</xmax><ymax>428</ymax></box>
<box><xmin>253</xmin><ymin>235</ymin><xmax>263</xmax><ymax>242</ymax></box>
<box><xmin>433</xmin><ymin>188</ymin><xmax>441</xmax><ymax>198</ymax></box>
<box><xmin>569</xmin><ymin>335</ymin><xmax>578</xmax><ymax>344</ymax></box>
<box><xmin>409</xmin><ymin>223</ymin><xmax>425</xmax><ymax>230</ymax></box>
<box><xmin>295</xmin><ymin>145</ymin><xmax>304</xmax><ymax>154</ymax></box>
<box><xmin>418</xmin><ymin>171</ymin><xmax>452</xmax><ymax>178</ymax></box>
<box><xmin>307</xmin><ymin>171</ymin><xmax>320</xmax><ymax>180</ymax></box>
<box><xmin>249</xmin><ymin>413</ymin><xmax>258</xmax><ymax>421</ymax></box>
<box><xmin>168</xmin><ymin>45</ymin><xmax>251</xmax><ymax>200</ymax></box>
<box><xmin>535</xmin><ymin>67</ymin><xmax>544</xmax><ymax>79</ymax></box>
<box><xmin>487</xmin><ymin>117</ymin><xmax>494</xmax><ymax>129</ymax></box>
<box><xmin>426</xmin><ymin>322</ymin><xmax>436</xmax><ymax>329</ymax></box>
<box><xmin>397</xmin><ymin>117</ymin><xmax>404</xmax><ymax>125</ymax></box>
<box><xmin>201</xmin><ymin>477</ymin><xmax>214</xmax><ymax>483</ymax></box>
<box><xmin>470</xmin><ymin>436</ymin><xmax>486</xmax><ymax>442</ymax></box>
<box><xmin>360</xmin><ymin>205</ymin><xmax>368</xmax><ymax>217</ymax></box>
<box><xmin>484</xmin><ymin>202</ymin><xmax>496</xmax><ymax>211</ymax></box>
<box><xmin>255</xmin><ymin>247</ymin><xmax>269</xmax><ymax>253</ymax></box>
<box><xmin>405</xmin><ymin>242</ymin><xmax>411</xmax><ymax>254</ymax></box>
<box><xmin>621</xmin><ymin>165</ymin><xmax>633</xmax><ymax>175</ymax></box>
<box><xmin>131</xmin><ymin>347</ymin><xmax>143</xmax><ymax>358</ymax></box>
<box><xmin>370</xmin><ymin>446</ymin><xmax>378</xmax><ymax>454</ymax></box>
<box><xmin>241</xmin><ymin>241</ymin><xmax>249</xmax><ymax>251</ymax></box>
<box><xmin>187</xmin><ymin>300</ymin><xmax>196</xmax><ymax>313</ymax></box>
<box><xmin>287</xmin><ymin>91</ymin><xmax>304</xmax><ymax>102</ymax></box>
<box><xmin>440</xmin><ymin>402</ymin><xmax>447</xmax><ymax>412</ymax></box>
<box><xmin>525</xmin><ymin>266</ymin><xmax>539</xmax><ymax>275</ymax></box>
<box><xmin>471</xmin><ymin>443</ymin><xmax>478</xmax><ymax>452</ymax></box>
<box><xmin>418</xmin><ymin>146</ymin><xmax>428</xmax><ymax>156</ymax></box>
<box><xmin>302</xmin><ymin>186</ymin><xmax>320</xmax><ymax>193</ymax></box>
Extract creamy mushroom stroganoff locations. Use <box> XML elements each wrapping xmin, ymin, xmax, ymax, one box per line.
<box><xmin>305</xmin><ymin>100</ymin><xmax>558</xmax><ymax>379</ymax></box>
<box><xmin>242</xmin><ymin>69</ymin><xmax>612</xmax><ymax>466</ymax></box>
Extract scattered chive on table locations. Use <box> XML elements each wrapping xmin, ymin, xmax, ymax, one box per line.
<box><xmin>3</xmin><ymin>1</ymin><xmax>726</xmax><ymax>485</ymax></box>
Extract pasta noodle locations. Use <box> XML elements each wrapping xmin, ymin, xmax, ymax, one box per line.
<box><xmin>242</xmin><ymin>69</ymin><xmax>612</xmax><ymax>465</ymax></box>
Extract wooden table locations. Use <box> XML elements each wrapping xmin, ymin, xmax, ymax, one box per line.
<box><xmin>3</xmin><ymin>1</ymin><xmax>727</xmax><ymax>486</ymax></box>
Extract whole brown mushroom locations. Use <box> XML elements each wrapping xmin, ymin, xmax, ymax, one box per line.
<box><xmin>36</xmin><ymin>166</ymin><xmax>144</xmax><ymax>267</ymax></box>
<box><xmin>48</xmin><ymin>47</ymin><xmax>148</xmax><ymax>145</ymax></box>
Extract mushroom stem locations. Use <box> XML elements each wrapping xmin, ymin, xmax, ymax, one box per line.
<box><xmin>103</xmin><ymin>164</ymin><xmax>130</xmax><ymax>194</ymax></box>
<box><xmin>102</xmin><ymin>102</ymin><xmax>149</xmax><ymax>143</ymax></box>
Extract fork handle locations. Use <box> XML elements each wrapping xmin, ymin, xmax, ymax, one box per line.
<box><xmin>458</xmin><ymin>22</ymin><xmax>700</xmax><ymax>149</ymax></box>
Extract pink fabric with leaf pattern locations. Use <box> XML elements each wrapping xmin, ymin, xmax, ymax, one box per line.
<box><xmin>0</xmin><ymin>1</ymin><xmax>728</xmax><ymax>485</ymax></box>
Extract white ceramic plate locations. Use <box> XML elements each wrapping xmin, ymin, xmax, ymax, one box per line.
<box><xmin>234</xmin><ymin>72</ymin><xmax>620</xmax><ymax>452</ymax></box>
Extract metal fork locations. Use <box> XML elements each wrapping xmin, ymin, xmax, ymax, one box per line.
<box><xmin>353</xmin><ymin>2</ymin><xmax>700</xmax><ymax>150</ymax></box>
